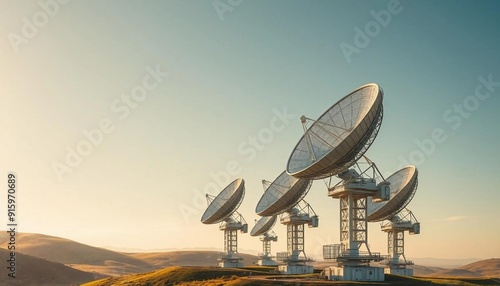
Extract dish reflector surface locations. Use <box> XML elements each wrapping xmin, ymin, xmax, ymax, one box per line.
<box><xmin>201</xmin><ymin>178</ymin><xmax>245</xmax><ymax>224</ymax></box>
<box><xmin>367</xmin><ymin>166</ymin><xmax>418</xmax><ymax>222</ymax></box>
<box><xmin>250</xmin><ymin>215</ymin><xmax>277</xmax><ymax>236</ymax></box>
<box><xmin>287</xmin><ymin>83</ymin><xmax>383</xmax><ymax>179</ymax></box>
<box><xmin>256</xmin><ymin>171</ymin><xmax>311</xmax><ymax>216</ymax></box>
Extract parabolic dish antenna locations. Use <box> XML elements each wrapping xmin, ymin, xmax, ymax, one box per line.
<box><xmin>250</xmin><ymin>215</ymin><xmax>277</xmax><ymax>237</ymax></box>
<box><xmin>367</xmin><ymin>166</ymin><xmax>418</xmax><ymax>222</ymax></box>
<box><xmin>286</xmin><ymin>83</ymin><xmax>383</xmax><ymax>180</ymax></box>
<box><xmin>256</xmin><ymin>171</ymin><xmax>312</xmax><ymax>216</ymax></box>
<box><xmin>201</xmin><ymin>178</ymin><xmax>245</xmax><ymax>224</ymax></box>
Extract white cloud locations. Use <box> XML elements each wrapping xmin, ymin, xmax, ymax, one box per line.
<box><xmin>443</xmin><ymin>216</ymin><xmax>469</xmax><ymax>222</ymax></box>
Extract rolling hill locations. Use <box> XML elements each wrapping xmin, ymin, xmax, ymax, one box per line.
<box><xmin>411</xmin><ymin>257</ymin><xmax>482</xmax><ymax>268</ymax></box>
<box><xmin>412</xmin><ymin>265</ymin><xmax>449</xmax><ymax>276</ymax></box>
<box><xmin>82</xmin><ymin>265</ymin><xmax>500</xmax><ymax>286</ymax></box>
<box><xmin>459</xmin><ymin>258</ymin><xmax>500</xmax><ymax>277</ymax></box>
<box><xmin>0</xmin><ymin>248</ymin><xmax>102</xmax><ymax>286</ymax></box>
<box><xmin>0</xmin><ymin>232</ymin><xmax>153</xmax><ymax>276</ymax></box>
<box><xmin>428</xmin><ymin>268</ymin><xmax>482</xmax><ymax>278</ymax></box>
<box><xmin>128</xmin><ymin>250</ymin><xmax>259</xmax><ymax>267</ymax></box>
<box><xmin>429</xmin><ymin>258</ymin><xmax>500</xmax><ymax>278</ymax></box>
<box><xmin>82</xmin><ymin>266</ymin><xmax>274</xmax><ymax>286</ymax></box>
<box><xmin>0</xmin><ymin>232</ymin><xmax>259</xmax><ymax>276</ymax></box>
<box><xmin>1</xmin><ymin>232</ymin><xmax>498</xmax><ymax>285</ymax></box>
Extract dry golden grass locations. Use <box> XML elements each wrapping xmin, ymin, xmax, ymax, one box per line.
<box><xmin>0</xmin><ymin>232</ymin><xmax>153</xmax><ymax>276</ymax></box>
<box><xmin>82</xmin><ymin>266</ymin><xmax>264</xmax><ymax>286</ymax></box>
<box><xmin>127</xmin><ymin>250</ymin><xmax>259</xmax><ymax>267</ymax></box>
<box><xmin>427</xmin><ymin>258</ymin><xmax>500</xmax><ymax>278</ymax></box>
<box><xmin>0</xmin><ymin>233</ymin><xmax>150</xmax><ymax>267</ymax></box>
<box><xmin>3</xmin><ymin>232</ymin><xmax>499</xmax><ymax>285</ymax></box>
<box><xmin>412</xmin><ymin>265</ymin><xmax>450</xmax><ymax>276</ymax></box>
<box><xmin>0</xmin><ymin>248</ymin><xmax>102</xmax><ymax>286</ymax></box>
<box><xmin>83</xmin><ymin>266</ymin><xmax>500</xmax><ymax>286</ymax></box>
<box><xmin>459</xmin><ymin>258</ymin><xmax>500</xmax><ymax>277</ymax></box>
<box><xmin>429</xmin><ymin>268</ymin><xmax>482</xmax><ymax>278</ymax></box>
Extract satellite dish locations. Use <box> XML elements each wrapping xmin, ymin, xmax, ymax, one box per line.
<box><xmin>287</xmin><ymin>83</ymin><xmax>383</xmax><ymax>179</ymax></box>
<box><xmin>251</xmin><ymin>216</ymin><xmax>279</xmax><ymax>266</ymax></box>
<box><xmin>367</xmin><ymin>166</ymin><xmax>418</xmax><ymax>222</ymax></box>
<box><xmin>200</xmin><ymin>178</ymin><xmax>248</xmax><ymax>268</ymax></box>
<box><xmin>250</xmin><ymin>215</ymin><xmax>277</xmax><ymax>237</ymax></box>
<box><xmin>201</xmin><ymin>178</ymin><xmax>245</xmax><ymax>224</ymax></box>
<box><xmin>255</xmin><ymin>171</ymin><xmax>312</xmax><ymax>216</ymax></box>
<box><xmin>255</xmin><ymin>171</ymin><xmax>318</xmax><ymax>274</ymax></box>
<box><xmin>286</xmin><ymin>83</ymin><xmax>389</xmax><ymax>280</ymax></box>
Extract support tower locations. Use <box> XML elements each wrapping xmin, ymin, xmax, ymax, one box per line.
<box><xmin>277</xmin><ymin>202</ymin><xmax>318</xmax><ymax>274</ymax></box>
<box><xmin>381</xmin><ymin>209</ymin><xmax>420</xmax><ymax>275</ymax></box>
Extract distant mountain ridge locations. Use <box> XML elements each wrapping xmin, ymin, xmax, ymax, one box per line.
<box><xmin>430</xmin><ymin>258</ymin><xmax>500</xmax><ymax>278</ymax></box>
<box><xmin>411</xmin><ymin>257</ymin><xmax>484</xmax><ymax>268</ymax></box>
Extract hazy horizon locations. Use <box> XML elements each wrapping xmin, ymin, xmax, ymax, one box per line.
<box><xmin>3</xmin><ymin>230</ymin><xmax>496</xmax><ymax>264</ymax></box>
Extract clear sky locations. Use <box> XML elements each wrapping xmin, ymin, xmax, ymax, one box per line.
<box><xmin>1</xmin><ymin>0</ymin><xmax>499</xmax><ymax>260</ymax></box>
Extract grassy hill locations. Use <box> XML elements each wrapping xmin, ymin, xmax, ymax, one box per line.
<box><xmin>0</xmin><ymin>248</ymin><xmax>103</xmax><ymax>286</ymax></box>
<box><xmin>2</xmin><ymin>232</ymin><xmax>498</xmax><ymax>285</ymax></box>
<box><xmin>412</xmin><ymin>265</ymin><xmax>449</xmax><ymax>276</ymax></box>
<box><xmin>0</xmin><ymin>232</ymin><xmax>153</xmax><ymax>276</ymax></box>
<box><xmin>83</xmin><ymin>265</ymin><xmax>500</xmax><ymax>286</ymax></box>
<box><xmin>459</xmin><ymin>258</ymin><xmax>500</xmax><ymax>277</ymax></box>
<box><xmin>127</xmin><ymin>250</ymin><xmax>259</xmax><ymax>267</ymax></box>
<box><xmin>82</xmin><ymin>266</ymin><xmax>277</xmax><ymax>286</ymax></box>
<box><xmin>427</xmin><ymin>258</ymin><xmax>500</xmax><ymax>278</ymax></box>
<box><xmin>429</xmin><ymin>268</ymin><xmax>482</xmax><ymax>278</ymax></box>
<box><xmin>0</xmin><ymin>233</ymin><xmax>260</xmax><ymax>277</ymax></box>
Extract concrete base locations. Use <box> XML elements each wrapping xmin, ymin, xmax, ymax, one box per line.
<box><xmin>278</xmin><ymin>265</ymin><xmax>314</xmax><ymax>274</ymax></box>
<box><xmin>218</xmin><ymin>261</ymin><xmax>243</xmax><ymax>268</ymax></box>
<box><xmin>257</xmin><ymin>259</ymin><xmax>278</xmax><ymax>266</ymax></box>
<box><xmin>324</xmin><ymin>266</ymin><xmax>384</xmax><ymax>281</ymax></box>
<box><xmin>385</xmin><ymin>267</ymin><xmax>413</xmax><ymax>276</ymax></box>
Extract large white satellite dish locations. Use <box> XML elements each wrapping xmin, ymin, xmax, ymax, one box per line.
<box><xmin>255</xmin><ymin>171</ymin><xmax>312</xmax><ymax>216</ymax></box>
<box><xmin>287</xmin><ymin>83</ymin><xmax>383</xmax><ymax>180</ymax></box>
<box><xmin>367</xmin><ymin>166</ymin><xmax>418</xmax><ymax>222</ymax></box>
<box><xmin>287</xmin><ymin>83</ymin><xmax>389</xmax><ymax>281</ymax></box>
<box><xmin>250</xmin><ymin>215</ymin><xmax>277</xmax><ymax>237</ymax></box>
<box><xmin>367</xmin><ymin>166</ymin><xmax>420</xmax><ymax>275</ymax></box>
<box><xmin>255</xmin><ymin>171</ymin><xmax>318</xmax><ymax>274</ymax></box>
<box><xmin>201</xmin><ymin>178</ymin><xmax>248</xmax><ymax>268</ymax></box>
<box><xmin>201</xmin><ymin>178</ymin><xmax>245</xmax><ymax>224</ymax></box>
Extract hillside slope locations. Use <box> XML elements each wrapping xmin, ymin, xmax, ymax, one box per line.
<box><xmin>0</xmin><ymin>233</ymin><xmax>260</xmax><ymax>276</ymax></box>
<box><xmin>0</xmin><ymin>248</ymin><xmax>102</xmax><ymax>286</ymax></box>
<box><xmin>0</xmin><ymin>233</ymin><xmax>152</xmax><ymax>276</ymax></box>
<box><xmin>82</xmin><ymin>266</ymin><xmax>265</xmax><ymax>286</ymax></box>
<box><xmin>83</xmin><ymin>266</ymin><xmax>500</xmax><ymax>286</ymax></box>
<box><xmin>459</xmin><ymin>258</ymin><xmax>500</xmax><ymax>277</ymax></box>
<box><xmin>412</xmin><ymin>265</ymin><xmax>449</xmax><ymax>276</ymax></box>
<box><xmin>128</xmin><ymin>250</ymin><xmax>259</xmax><ymax>267</ymax></box>
<box><xmin>429</xmin><ymin>258</ymin><xmax>500</xmax><ymax>278</ymax></box>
